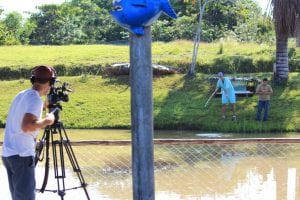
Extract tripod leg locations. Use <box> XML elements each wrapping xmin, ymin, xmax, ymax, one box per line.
<box><xmin>39</xmin><ymin>128</ymin><xmax>51</xmax><ymax>193</ymax></box>
<box><xmin>38</xmin><ymin>122</ymin><xmax>90</xmax><ymax>199</ymax></box>
<box><xmin>60</xmin><ymin>124</ymin><xmax>90</xmax><ymax>200</ymax></box>
<box><xmin>52</xmin><ymin>130</ymin><xmax>67</xmax><ymax>200</ymax></box>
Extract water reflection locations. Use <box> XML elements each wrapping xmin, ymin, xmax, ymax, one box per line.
<box><xmin>154</xmin><ymin>157</ymin><xmax>300</xmax><ymax>200</ymax></box>
<box><xmin>195</xmin><ymin>133</ymin><xmax>226</xmax><ymax>138</ymax></box>
<box><xmin>3</xmin><ymin>150</ymin><xmax>299</xmax><ymax>199</ymax></box>
<box><xmin>1</xmin><ymin>162</ymin><xmax>287</xmax><ymax>200</ymax></box>
<box><xmin>1</xmin><ymin>133</ymin><xmax>300</xmax><ymax>199</ymax></box>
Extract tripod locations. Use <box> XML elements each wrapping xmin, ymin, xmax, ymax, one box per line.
<box><xmin>36</xmin><ymin>115</ymin><xmax>90</xmax><ymax>200</ymax></box>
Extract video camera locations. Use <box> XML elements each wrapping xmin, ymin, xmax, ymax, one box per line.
<box><xmin>47</xmin><ymin>80</ymin><xmax>72</xmax><ymax>121</ymax></box>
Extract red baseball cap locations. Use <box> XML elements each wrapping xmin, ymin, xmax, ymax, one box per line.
<box><xmin>32</xmin><ymin>65</ymin><xmax>55</xmax><ymax>79</ymax></box>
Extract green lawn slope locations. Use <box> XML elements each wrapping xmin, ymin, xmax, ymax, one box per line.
<box><xmin>0</xmin><ymin>73</ymin><xmax>299</xmax><ymax>133</ymax></box>
<box><xmin>0</xmin><ymin>41</ymin><xmax>273</xmax><ymax>68</ymax></box>
<box><xmin>0</xmin><ymin>40</ymin><xmax>286</xmax><ymax>76</ymax></box>
<box><xmin>0</xmin><ymin>41</ymin><xmax>299</xmax><ymax>133</ymax></box>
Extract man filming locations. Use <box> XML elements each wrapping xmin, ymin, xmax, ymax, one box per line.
<box><xmin>2</xmin><ymin>65</ymin><xmax>56</xmax><ymax>200</ymax></box>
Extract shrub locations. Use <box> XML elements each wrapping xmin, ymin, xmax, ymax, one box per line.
<box><xmin>290</xmin><ymin>59</ymin><xmax>300</xmax><ymax>72</ymax></box>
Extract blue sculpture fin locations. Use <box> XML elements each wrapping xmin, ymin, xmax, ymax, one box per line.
<box><xmin>132</xmin><ymin>0</ymin><xmax>147</xmax><ymax>7</ymax></box>
<box><xmin>161</xmin><ymin>0</ymin><xmax>177</xmax><ymax>19</ymax></box>
<box><xmin>131</xmin><ymin>27</ymin><xmax>145</xmax><ymax>36</ymax></box>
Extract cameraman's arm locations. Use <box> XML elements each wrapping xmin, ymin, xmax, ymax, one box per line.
<box><xmin>22</xmin><ymin>113</ymin><xmax>55</xmax><ymax>133</ymax></box>
<box><xmin>43</xmin><ymin>99</ymin><xmax>49</xmax><ymax>111</ymax></box>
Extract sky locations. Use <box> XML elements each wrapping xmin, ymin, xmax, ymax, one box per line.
<box><xmin>254</xmin><ymin>0</ymin><xmax>270</xmax><ymax>12</ymax></box>
<box><xmin>0</xmin><ymin>0</ymin><xmax>270</xmax><ymax>16</ymax></box>
<box><xmin>0</xmin><ymin>0</ymin><xmax>65</xmax><ymax>15</ymax></box>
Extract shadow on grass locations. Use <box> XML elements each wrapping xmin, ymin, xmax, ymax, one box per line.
<box><xmin>101</xmin><ymin>75</ymin><xmax>130</xmax><ymax>93</ymax></box>
<box><xmin>270</xmin><ymin>74</ymin><xmax>300</xmax><ymax>132</ymax></box>
<box><xmin>153</xmin><ymin>73</ymin><xmax>215</xmax><ymax>131</ymax></box>
<box><xmin>102</xmin><ymin>75</ymin><xmax>130</xmax><ymax>86</ymax></box>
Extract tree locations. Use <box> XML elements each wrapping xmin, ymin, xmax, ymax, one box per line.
<box><xmin>22</xmin><ymin>0</ymin><xmax>273</xmax><ymax>44</ymax></box>
<box><xmin>188</xmin><ymin>0</ymin><xmax>215</xmax><ymax>76</ymax></box>
<box><xmin>29</xmin><ymin>0</ymin><xmax>125</xmax><ymax>44</ymax></box>
<box><xmin>2</xmin><ymin>11</ymin><xmax>23</xmax><ymax>45</ymax></box>
<box><xmin>0</xmin><ymin>9</ymin><xmax>5</xmax><ymax>44</ymax></box>
<box><xmin>18</xmin><ymin>20</ymin><xmax>36</xmax><ymax>44</ymax></box>
<box><xmin>0</xmin><ymin>23</ymin><xmax>7</xmax><ymax>45</ymax></box>
<box><xmin>271</xmin><ymin>0</ymin><xmax>300</xmax><ymax>84</ymax></box>
<box><xmin>184</xmin><ymin>0</ymin><xmax>267</xmax><ymax>76</ymax></box>
<box><xmin>295</xmin><ymin>11</ymin><xmax>300</xmax><ymax>47</ymax></box>
<box><xmin>29</xmin><ymin>4</ymin><xmax>64</xmax><ymax>44</ymax></box>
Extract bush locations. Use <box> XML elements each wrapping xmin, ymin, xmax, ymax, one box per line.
<box><xmin>232</xmin><ymin>56</ymin><xmax>254</xmax><ymax>73</ymax></box>
<box><xmin>290</xmin><ymin>59</ymin><xmax>300</xmax><ymax>72</ymax></box>
<box><xmin>213</xmin><ymin>55</ymin><xmax>254</xmax><ymax>73</ymax></box>
<box><xmin>0</xmin><ymin>67</ymin><xmax>31</xmax><ymax>80</ymax></box>
<box><xmin>0</xmin><ymin>64</ymin><xmax>104</xmax><ymax>80</ymax></box>
<box><xmin>254</xmin><ymin>59</ymin><xmax>273</xmax><ymax>72</ymax></box>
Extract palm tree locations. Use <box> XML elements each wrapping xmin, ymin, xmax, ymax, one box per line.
<box><xmin>296</xmin><ymin>18</ymin><xmax>300</xmax><ymax>47</ymax></box>
<box><xmin>271</xmin><ymin>0</ymin><xmax>300</xmax><ymax>84</ymax></box>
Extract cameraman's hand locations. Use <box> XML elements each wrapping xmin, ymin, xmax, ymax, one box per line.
<box><xmin>22</xmin><ymin>113</ymin><xmax>55</xmax><ymax>133</ymax></box>
<box><xmin>45</xmin><ymin>113</ymin><xmax>55</xmax><ymax>125</ymax></box>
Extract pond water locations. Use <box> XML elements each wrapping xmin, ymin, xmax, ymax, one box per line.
<box><xmin>1</xmin><ymin>129</ymin><xmax>300</xmax><ymax>199</ymax></box>
<box><xmin>0</xmin><ymin>128</ymin><xmax>299</xmax><ymax>141</ymax></box>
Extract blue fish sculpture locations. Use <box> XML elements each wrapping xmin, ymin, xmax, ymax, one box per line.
<box><xmin>110</xmin><ymin>0</ymin><xmax>177</xmax><ymax>36</ymax></box>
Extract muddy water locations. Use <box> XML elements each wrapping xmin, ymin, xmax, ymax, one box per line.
<box><xmin>1</xmin><ymin>147</ymin><xmax>300</xmax><ymax>199</ymax></box>
<box><xmin>1</xmin><ymin>129</ymin><xmax>300</xmax><ymax>199</ymax></box>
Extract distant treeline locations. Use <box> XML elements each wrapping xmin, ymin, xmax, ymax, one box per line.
<box><xmin>0</xmin><ymin>0</ymin><xmax>274</xmax><ymax>45</ymax></box>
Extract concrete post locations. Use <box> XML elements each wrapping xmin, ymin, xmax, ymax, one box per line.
<box><xmin>130</xmin><ymin>26</ymin><xmax>155</xmax><ymax>200</ymax></box>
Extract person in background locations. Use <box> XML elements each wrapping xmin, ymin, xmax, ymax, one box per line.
<box><xmin>214</xmin><ymin>72</ymin><xmax>237</xmax><ymax>120</ymax></box>
<box><xmin>2</xmin><ymin>65</ymin><xmax>55</xmax><ymax>200</ymax></box>
<box><xmin>255</xmin><ymin>78</ymin><xmax>273</xmax><ymax>121</ymax></box>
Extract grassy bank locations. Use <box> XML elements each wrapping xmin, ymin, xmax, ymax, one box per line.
<box><xmin>0</xmin><ymin>73</ymin><xmax>299</xmax><ymax>133</ymax></box>
<box><xmin>2</xmin><ymin>40</ymin><xmax>300</xmax><ymax>78</ymax></box>
<box><xmin>0</xmin><ymin>41</ymin><xmax>274</xmax><ymax>68</ymax></box>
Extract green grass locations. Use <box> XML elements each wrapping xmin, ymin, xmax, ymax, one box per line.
<box><xmin>2</xmin><ymin>40</ymin><xmax>298</xmax><ymax>79</ymax></box>
<box><xmin>0</xmin><ymin>73</ymin><xmax>299</xmax><ymax>133</ymax></box>
<box><xmin>0</xmin><ymin>40</ymin><xmax>279</xmax><ymax>70</ymax></box>
<box><xmin>152</xmin><ymin>40</ymin><xmax>276</xmax><ymax>67</ymax></box>
<box><xmin>0</xmin><ymin>45</ymin><xmax>128</xmax><ymax>69</ymax></box>
<box><xmin>0</xmin><ymin>41</ymin><xmax>299</xmax><ymax>133</ymax></box>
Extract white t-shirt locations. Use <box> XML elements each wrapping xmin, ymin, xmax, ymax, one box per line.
<box><xmin>2</xmin><ymin>88</ymin><xmax>43</xmax><ymax>157</ymax></box>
